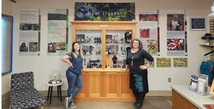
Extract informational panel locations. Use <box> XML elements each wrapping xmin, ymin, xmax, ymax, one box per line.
<box><xmin>19</xmin><ymin>9</ymin><xmax>41</xmax><ymax>56</ymax></box>
<box><xmin>166</xmin><ymin>10</ymin><xmax>187</xmax><ymax>56</ymax></box>
<box><xmin>137</xmin><ymin>10</ymin><xmax>160</xmax><ymax>56</ymax></box>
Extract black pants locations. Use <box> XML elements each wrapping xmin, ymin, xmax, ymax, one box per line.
<box><xmin>132</xmin><ymin>90</ymin><xmax>146</xmax><ymax>102</ymax></box>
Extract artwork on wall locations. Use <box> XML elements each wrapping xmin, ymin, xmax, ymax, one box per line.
<box><xmin>173</xmin><ymin>58</ymin><xmax>188</xmax><ymax>67</ymax></box>
<box><xmin>156</xmin><ymin>58</ymin><xmax>171</xmax><ymax>67</ymax></box>
<box><xmin>166</xmin><ymin>10</ymin><xmax>187</xmax><ymax>56</ymax></box>
<box><xmin>74</xmin><ymin>2</ymin><xmax>135</xmax><ymax>21</ymax></box>
<box><xmin>167</xmin><ymin>14</ymin><xmax>184</xmax><ymax>31</ymax></box>
<box><xmin>139</xmin><ymin>14</ymin><xmax>158</xmax><ymax>21</ymax></box>
<box><xmin>190</xmin><ymin>17</ymin><xmax>206</xmax><ymax>31</ymax></box>
<box><xmin>47</xmin><ymin>9</ymin><xmax>69</xmax><ymax>56</ymax></box>
<box><xmin>137</xmin><ymin>10</ymin><xmax>160</xmax><ymax>56</ymax></box>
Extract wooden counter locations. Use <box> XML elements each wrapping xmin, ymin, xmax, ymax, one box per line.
<box><xmin>75</xmin><ymin>71</ymin><xmax>135</xmax><ymax>102</ymax></box>
<box><xmin>171</xmin><ymin>85</ymin><xmax>214</xmax><ymax>109</ymax></box>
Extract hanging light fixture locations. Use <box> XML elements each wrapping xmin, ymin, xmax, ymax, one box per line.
<box><xmin>208</xmin><ymin>2</ymin><xmax>214</xmax><ymax>17</ymax></box>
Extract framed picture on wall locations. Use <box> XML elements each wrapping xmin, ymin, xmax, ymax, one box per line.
<box><xmin>190</xmin><ymin>17</ymin><xmax>206</xmax><ymax>31</ymax></box>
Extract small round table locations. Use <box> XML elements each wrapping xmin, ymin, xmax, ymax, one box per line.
<box><xmin>46</xmin><ymin>81</ymin><xmax>63</xmax><ymax>104</ymax></box>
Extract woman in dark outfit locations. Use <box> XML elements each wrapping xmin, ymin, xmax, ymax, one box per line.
<box><xmin>125</xmin><ymin>39</ymin><xmax>154</xmax><ymax>109</ymax></box>
<box><xmin>61</xmin><ymin>42</ymin><xmax>84</xmax><ymax>108</ymax></box>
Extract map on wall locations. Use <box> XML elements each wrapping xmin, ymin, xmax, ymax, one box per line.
<box><xmin>74</xmin><ymin>2</ymin><xmax>135</xmax><ymax>21</ymax></box>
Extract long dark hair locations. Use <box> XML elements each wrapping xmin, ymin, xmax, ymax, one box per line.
<box><xmin>71</xmin><ymin>42</ymin><xmax>84</xmax><ymax>58</ymax></box>
<box><xmin>130</xmin><ymin>38</ymin><xmax>143</xmax><ymax>49</ymax></box>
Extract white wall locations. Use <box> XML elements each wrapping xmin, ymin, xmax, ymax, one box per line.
<box><xmin>2</xmin><ymin>0</ymin><xmax>214</xmax><ymax>95</ymax></box>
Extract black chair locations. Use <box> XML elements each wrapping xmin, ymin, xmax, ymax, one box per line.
<box><xmin>10</xmin><ymin>71</ymin><xmax>45</xmax><ymax>109</ymax></box>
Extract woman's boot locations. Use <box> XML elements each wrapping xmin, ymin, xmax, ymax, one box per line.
<box><xmin>134</xmin><ymin>101</ymin><xmax>143</xmax><ymax>109</ymax></box>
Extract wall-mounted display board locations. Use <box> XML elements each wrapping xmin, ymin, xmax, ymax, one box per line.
<box><xmin>190</xmin><ymin>18</ymin><xmax>206</xmax><ymax>31</ymax></box>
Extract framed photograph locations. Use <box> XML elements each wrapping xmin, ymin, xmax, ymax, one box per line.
<box><xmin>190</xmin><ymin>17</ymin><xmax>206</xmax><ymax>31</ymax></box>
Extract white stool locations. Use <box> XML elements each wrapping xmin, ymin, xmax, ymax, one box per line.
<box><xmin>46</xmin><ymin>81</ymin><xmax>63</xmax><ymax>104</ymax></box>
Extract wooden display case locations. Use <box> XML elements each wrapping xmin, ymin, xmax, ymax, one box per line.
<box><xmin>71</xmin><ymin>21</ymin><xmax>137</xmax><ymax>70</ymax></box>
<box><xmin>70</xmin><ymin>21</ymin><xmax>137</xmax><ymax>101</ymax></box>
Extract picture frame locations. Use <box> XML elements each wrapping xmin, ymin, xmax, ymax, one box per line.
<box><xmin>190</xmin><ymin>17</ymin><xmax>206</xmax><ymax>31</ymax></box>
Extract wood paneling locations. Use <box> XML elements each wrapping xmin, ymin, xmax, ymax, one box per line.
<box><xmin>172</xmin><ymin>89</ymin><xmax>197</xmax><ymax>109</ymax></box>
<box><xmin>75</xmin><ymin>72</ymin><xmax>135</xmax><ymax>101</ymax></box>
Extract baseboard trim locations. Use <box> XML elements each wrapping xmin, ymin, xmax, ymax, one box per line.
<box><xmin>2</xmin><ymin>91</ymin><xmax>10</xmax><ymax>105</ymax></box>
<box><xmin>39</xmin><ymin>90</ymin><xmax>172</xmax><ymax>97</ymax></box>
<box><xmin>2</xmin><ymin>92</ymin><xmax>10</xmax><ymax>100</ymax></box>
<box><xmin>39</xmin><ymin>90</ymin><xmax>68</xmax><ymax>97</ymax></box>
<box><xmin>147</xmin><ymin>90</ymin><xmax>172</xmax><ymax>96</ymax></box>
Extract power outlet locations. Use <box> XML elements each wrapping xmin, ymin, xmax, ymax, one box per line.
<box><xmin>168</xmin><ymin>78</ymin><xmax>171</xmax><ymax>82</ymax></box>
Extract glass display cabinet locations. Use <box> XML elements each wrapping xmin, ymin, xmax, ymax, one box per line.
<box><xmin>76</xmin><ymin>30</ymin><xmax>102</xmax><ymax>68</ymax></box>
<box><xmin>71</xmin><ymin>21</ymin><xmax>136</xmax><ymax>70</ymax></box>
<box><xmin>105</xmin><ymin>30</ymin><xmax>132</xmax><ymax>68</ymax></box>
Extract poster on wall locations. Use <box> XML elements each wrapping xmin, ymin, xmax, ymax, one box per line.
<box><xmin>19</xmin><ymin>9</ymin><xmax>41</xmax><ymax>56</ymax></box>
<box><xmin>173</xmin><ymin>58</ymin><xmax>188</xmax><ymax>67</ymax></box>
<box><xmin>47</xmin><ymin>9</ymin><xmax>69</xmax><ymax>56</ymax></box>
<box><xmin>137</xmin><ymin>10</ymin><xmax>160</xmax><ymax>56</ymax></box>
<box><xmin>166</xmin><ymin>10</ymin><xmax>187</xmax><ymax>56</ymax></box>
<box><xmin>74</xmin><ymin>2</ymin><xmax>135</xmax><ymax>21</ymax></box>
<box><xmin>156</xmin><ymin>57</ymin><xmax>171</xmax><ymax>67</ymax></box>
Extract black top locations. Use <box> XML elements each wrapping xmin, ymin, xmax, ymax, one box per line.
<box><xmin>126</xmin><ymin>49</ymin><xmax>154</xmax><ymax>71</ymax></box>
